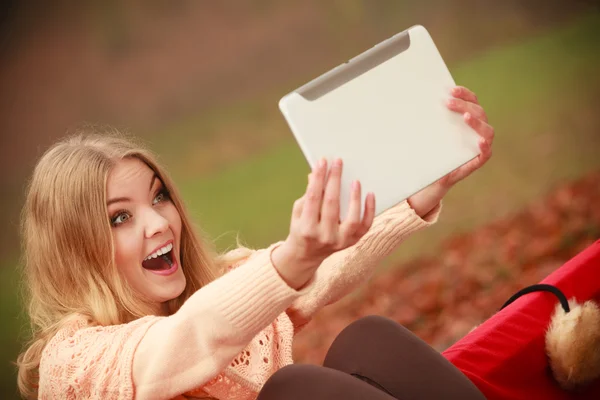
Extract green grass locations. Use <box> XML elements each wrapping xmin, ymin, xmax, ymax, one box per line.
<box><xmin>179</xmin><ymin>142</ymin><xmax>310</xmax><ymax>251</ymax></box>
<box><xmin>1</xmin><ymin>13</ymin><xmax>600</xmax><ymax>398</ymax></box>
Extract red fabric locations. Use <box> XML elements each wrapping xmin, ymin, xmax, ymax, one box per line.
<box><xmin>442</xmin><ymin>239</ymin><xmax>600</xmax><ymax>400</ymax></box>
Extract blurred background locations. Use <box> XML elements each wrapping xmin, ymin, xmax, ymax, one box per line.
<box><xmin>1</xmin><ymin>1</ymin><xmax>600</xmax><ymax>398</ymax></box>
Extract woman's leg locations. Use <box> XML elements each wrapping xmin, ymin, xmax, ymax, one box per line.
<box><xmin>257</xmin><ymin>364</ymin><xmax>397</xmax><ymax>400</ymax></box>
<box><xmin>323</xmin><ymin>315</ymin><xmax>486</xmax><ymax>400</ymax></box>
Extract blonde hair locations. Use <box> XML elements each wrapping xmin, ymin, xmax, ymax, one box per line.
<box><xmin>16</xmin><ymin>128</ymin><xmax>251</xmax><ymax>398</ymax></box>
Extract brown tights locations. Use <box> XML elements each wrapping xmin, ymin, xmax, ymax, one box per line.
<box><xmin>257</xmin><ymin>315</ymin><xmax>486</xmax><ymax>400</ymax></box>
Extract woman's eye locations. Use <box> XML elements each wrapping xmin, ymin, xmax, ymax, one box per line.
<box><xmin>153</xmin><ymin>189</ymin><xmax>170</xmax><ymax>205</ymax></box>
<box><xmin>111</xmin><ymin>212</ymin><xmax>131</xmax><ymax>226</ymax></box>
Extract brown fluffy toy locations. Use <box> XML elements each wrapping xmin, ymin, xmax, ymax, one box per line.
<box><xmin>546</xmin><ymin>298</ymin><xmax>600</xmax><ymax>390</ymax></box>
<box><xmin>501</xmin><ymin>284</ymin><xmax>600</xmax><ymax>390</ymax></box>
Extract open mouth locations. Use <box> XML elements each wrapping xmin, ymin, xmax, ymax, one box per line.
<box><xmin>142</xmin><ymin>242</ymin><xmax>175</xmax><ymax>271</ymax></box>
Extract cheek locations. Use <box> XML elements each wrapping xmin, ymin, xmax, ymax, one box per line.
<box><xmin>113</xmin><ymin>228</ymin><xmax>143</xmax><ymax>272</ymax></box>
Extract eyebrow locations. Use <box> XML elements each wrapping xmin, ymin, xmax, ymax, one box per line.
<box><xmin>106</xmin><ymin>174</ymin><xmax>158</xmax><ymax>206</ymax></box>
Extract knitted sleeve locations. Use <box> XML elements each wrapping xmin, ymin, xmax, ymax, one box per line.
<box><xmin>286</xmin><ymin>200</ymin><xmax>441</xmax><ymax>331</ymax></box>
<box><xmin>39</xmin><ymin>245</ymin><xmax>304</xmax><ymax>400</ymax></box>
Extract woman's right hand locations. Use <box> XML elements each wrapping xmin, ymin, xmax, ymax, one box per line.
<box><xmin>271</xmin><ymin>158</ymin><xmax>376</xmax><ymax>290</ymax></box>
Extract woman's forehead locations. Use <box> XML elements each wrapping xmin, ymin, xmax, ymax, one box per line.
<box><xmin>107</xmin><ymin>158</ymin><xmax>155</xmax><ymax>195</ymax></box>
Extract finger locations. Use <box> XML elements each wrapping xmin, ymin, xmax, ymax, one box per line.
<box><xmin>321</xmin><ymin>158</ymin><xmax>343</xmax><ymax>234</ymax></box>
<box><xmin>451</xmin><ymin>86</ymin><xmax>479</xmax><ymax>104</ymax></box>
<box><xmin>320</xmin><ymin>159</ymin><xmax>342</xmax><ymax>245</ymax></box>
<box><xmin>447</xmin><ymin>98</ymin><xmax>487</xmax><ymax>123</ymax></box>
<box><xmin>357</xmin><ymin>192</ymin><xmax>376</xmax><ymax>236</ymax></box>
<box><xmin>301</xmin><ymin>159</ymin><xmax>327</xmax><ymax>222</ymax></box>
<box><xmin>469</xmin><ymin>139</ymin><xmax>492</xmax><ymax>171</ymax></box>
<box><xmin>451</xmin><ymin>138</ymin><xmax>492</xmax><ymax>181</ymax></box>
<box><xmin>465</xmin><ymin>112</ymin><xmax>494</xmax><ymax>143</ymax></box>
<box><xmin>479</xmin><ymin>137</ymin><xmax>493</xmax><ymax>162</ymax></box>
<box><xmin>341</xmin><ymin>180</ymin><xmax>362</xmax><ymax>238</ymax></box>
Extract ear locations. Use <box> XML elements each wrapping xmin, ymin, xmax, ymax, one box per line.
<box><xmin>545</xmin><ymin>299</ymin><xmax>600</xmax><ymax>390</ymax></box>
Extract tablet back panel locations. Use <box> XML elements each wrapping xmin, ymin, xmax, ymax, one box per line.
<box><xmin>279</xmin><ymin>25</ymin><xmax>480</xmax><ymax>218</ymax></box>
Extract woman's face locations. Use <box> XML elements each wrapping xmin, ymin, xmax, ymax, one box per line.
<box><xmin>106</xmin><ymin>158</ymin><xmax>185</xmax><ymax>311</ymax></box>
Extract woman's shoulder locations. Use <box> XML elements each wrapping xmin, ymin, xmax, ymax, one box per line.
<box><xmin>42</xmin><ymin>314</ymin><xmax>160</xmax><ymax>364</ymax></box>
<box><xmin>44</xmin><ymin>314</ymin><xmax>92</xmax><ymax>345</ymax></box>
<box><xmin>39</xmin><ymin>315</ymin><xmax>162</xmax><ymax>397</ymax></box>
<box><xmin>39</xmin><ymin>315</ymin><xmax>161</xmax><ymax>394</ymax></box>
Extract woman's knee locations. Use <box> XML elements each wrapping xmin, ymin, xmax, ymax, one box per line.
<box><xmin>323</xmin><ymin>315</ymin><xmax>415</xmax><ymax>370</ymax></box>
<box><xmin>331</xmin><ymin>315</ymin><xmax>406</xmax><ymax>348</ymax></box>
<box><xmin>258</xmin><ymin>364</ymin><xmax>323</xmax><ymax>399</ymax></box>
<box><xmin>345</xmin><ymin>315</ymin><xmax>398</xmax><ymax>333</ymax></box>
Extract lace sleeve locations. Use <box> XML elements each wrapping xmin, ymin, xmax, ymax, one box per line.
<box><xmin>184</xmin><ymin>313</ymin><xmax>295</xmax><ymax>400</ymax></box>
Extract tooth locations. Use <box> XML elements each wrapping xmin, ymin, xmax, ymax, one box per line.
<box><xmin>143</xmin><ymin>244</ymin><xmax>173</xmax><ymax>262</ymax></box>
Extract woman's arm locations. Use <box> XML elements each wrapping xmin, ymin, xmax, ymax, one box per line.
<box><xmin>39</xmin><ymin>246</ymin><xmax>304</xmax><ymax>400</ymax></box>
<box><xmin>132</xmin><ymin>246</ymin><xmax>302</xmax><ymax>399</ymax></box>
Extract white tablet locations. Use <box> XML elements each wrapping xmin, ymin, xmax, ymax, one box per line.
<box><xmin>279</xmin><ymin>25</ymin><xmax>480</xmax><ymax>219</ymax></box>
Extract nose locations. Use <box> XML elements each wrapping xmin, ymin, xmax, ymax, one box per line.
<box><xmin>143</xmin><ymin>207</ymin><xmax>169</xmax><ymax>239</ymax></box>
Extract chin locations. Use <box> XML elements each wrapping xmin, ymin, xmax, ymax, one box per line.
<box><xmin>165</xmin><ymin>281</ymin><xmax>187</xmax><ymax>302</ymax></box>
<box><xmin>151</xmin><ymin>278</ymin><xmax>187</xmax><ymax>305</ymax></box>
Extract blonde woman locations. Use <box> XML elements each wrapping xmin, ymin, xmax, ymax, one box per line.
<box><xmin>18</xmin><ymin>86</ymin><xmax>492</xmax><ymax>399</ymax></box>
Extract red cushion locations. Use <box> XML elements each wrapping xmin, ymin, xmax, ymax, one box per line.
<box><xmin>442</xmin><ymin>239</ymin><xmax>600</xmax><ymax>400</ymax></box>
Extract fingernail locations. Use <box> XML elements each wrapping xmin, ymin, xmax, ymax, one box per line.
<box><xmin>319</xmin><ymin>158</ymin><xmax>327</xmax><ymax>168</ymax></box>
<box><xmin>465</xmin><ymin>112</ymin><xmax>471</xmax><ymax>120</ymax></box>
<box><xmin>352</xmin><ymin>180</ymin><xmax>358</xmax><ymax>190</ymax></box>
<box><xmin>335</xmin><ymin>158</ymin><xmax>343</xmax><ymax>167</ymax></box>
<box><xmin>447</xmin><ymin>99</ymin><xmax>455</xmax><ymax>107</ymax></box>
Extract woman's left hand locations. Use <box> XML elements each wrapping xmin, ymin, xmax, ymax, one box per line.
<box><xmin>407</xmin><ymin>85</ymin><xmax>494</xmax><ymax>217</ymax></box>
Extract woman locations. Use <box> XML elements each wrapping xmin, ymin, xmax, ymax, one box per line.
<box><xmin>17</xmin><ymin>87</ymin><xmax>492</xmax><ymax>399</ymax></box>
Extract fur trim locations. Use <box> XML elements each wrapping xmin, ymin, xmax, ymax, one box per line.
<box><xmin>545</xmin><ymin>299</ymin><xmax>600</xmax><ymax>390</ymax></box>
